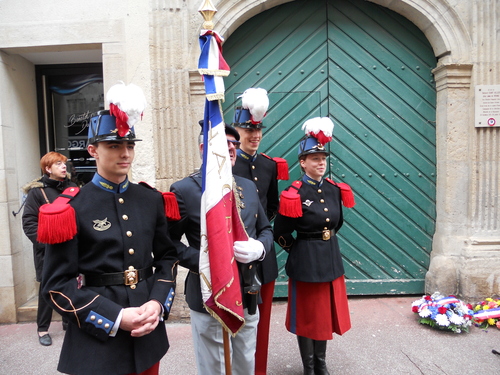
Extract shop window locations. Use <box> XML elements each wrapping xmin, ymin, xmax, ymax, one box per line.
<box><xmin>36</xmin><ymin>64</ymin><xmax>103</xmax><ymax>185</ymax></box>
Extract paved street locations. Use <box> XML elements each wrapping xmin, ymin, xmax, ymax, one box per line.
<box><xmin>1</xmin><ymin>296</ymin><xmax>500</xmax><ymax>374</ymax></box>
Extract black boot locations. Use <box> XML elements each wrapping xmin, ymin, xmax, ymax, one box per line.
<box><xmin>313</xmin><ymin>340</ymin><xmax>330</xmax><ymax>375</ymax></box>
<box><xmin>297</xmin><ymin>336</ymin><xmax>315</xmax><ymax>375</ymax></box>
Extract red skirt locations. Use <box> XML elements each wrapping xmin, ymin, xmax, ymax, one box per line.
<box><xmin>286</xmin><ymin>276</ymin><xmax>351</xmax><ymax>340</ymax></box>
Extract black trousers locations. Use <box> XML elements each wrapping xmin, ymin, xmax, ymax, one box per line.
<box><xmin>37</xmin><ymin>283</ymin><xmax>53</xmax><ymax>332</ymax></box>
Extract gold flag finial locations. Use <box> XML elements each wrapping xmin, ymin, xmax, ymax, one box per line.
<box><xmin>199</xmin><ymin>0</ymin><xmax>217</xmax><ymax>30</ymax></box>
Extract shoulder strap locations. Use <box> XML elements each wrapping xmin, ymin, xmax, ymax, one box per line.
<box><xmin>37</xmin><ymin>187</ymin><xmax>80</xmax><ymax>244</ymax></box>
<box><xmin>260</xmin><ymin>153</ymin><xmax>289</xmax><ymax>180</ymax></box>
<box><xmin>139</xmin><ymin>181</ymin><xmax>180</xmax><ymax>221</ymax></box>
<box><xmin>39</xmin><ymin>188</ymin><xmax>50</xmax><ymax>204</ymax></box>
<box><xmin>278</xmin><ymin>181</ymin><xmax>302</xmax><ymax>218</ymax></box>
<box><xmin>325</xmin><ymin>178</ymin><xmax>356</xmax><ymax>208</ymax></box>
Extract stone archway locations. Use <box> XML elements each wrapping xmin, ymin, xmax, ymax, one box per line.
<box><xmin>214</xmin><ymin>0</ymin><xmax>471</xmax><ymax>62</ymax></box>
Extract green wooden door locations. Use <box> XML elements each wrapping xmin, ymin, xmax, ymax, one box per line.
<box><xmin>223</xmin><ymin>0</ymin><xmax>437</xmax><ymax>296</ymax></box>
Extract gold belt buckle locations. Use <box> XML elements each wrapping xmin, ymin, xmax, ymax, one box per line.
<box><xmin>322</xmin><ymin>229</ymin><xmax>331</xmax><ymax>241</ymax></box>
<box><xmin>124</xmin><ymin>266</ymin><xmax>139</xmax><ymax>287</ymax></box>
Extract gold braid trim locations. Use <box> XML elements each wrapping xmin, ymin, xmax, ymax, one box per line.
<box><xmin>49</xmin><ymin>290</ymin><xmax>100</xmax><ymax>328</ymax></box>
<box><xmin>200</xmin><ymin>255</ymin><xmax>245</xmax><ymax>338</ymax></box>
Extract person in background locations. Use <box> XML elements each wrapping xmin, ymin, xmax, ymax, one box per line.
<box><xmin>169</xmin><ymin>123</ymin><xmax>273</xmax><ymax>374</ymax></box>
<box><xmin>273</xmin><ymin>117</ymin><xmax>355</xmax><ymax>375</ymax></box>
<box><xmin>232</xmin><ymin>88</ymin><xmax>289</xmax><ymax>375</ymax></box>
<box><xmin>40</xmin><ymin>82</ymin><xmax>178</xmax><ymax>375</ymax></box>
<box><xmin>22</xmin><ymin>151</ymin><xmax>77</xmax><ymax>346</ymax></box>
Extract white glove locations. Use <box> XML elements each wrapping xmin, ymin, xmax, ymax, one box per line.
<box><xmin>233</xmin><ymin>238</ymin><xmax>265</xmax><ymax>264</ymax></box>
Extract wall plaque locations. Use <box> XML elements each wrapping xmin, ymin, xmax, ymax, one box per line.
<box><xmin>475</xmin><ymin>85</ymin><xmax>500</xmax><ymax>128</ymax></box>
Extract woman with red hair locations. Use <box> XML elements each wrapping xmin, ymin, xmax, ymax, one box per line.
<box><xmin>22</xmin><ymin>151</ymin><xmax>77</xmax><ymax>346</ymax></box>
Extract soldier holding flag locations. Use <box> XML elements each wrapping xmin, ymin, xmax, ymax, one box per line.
<box><xmin>169</xmin><ymin>123</ymin><xmax>273</xmax><ymax>374</ymax></box>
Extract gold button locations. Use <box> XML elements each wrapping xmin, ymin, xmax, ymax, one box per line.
<box><xmin>318</xmin><ymin>189</ymin><xmax>322</xmax><ymax>193</ymax></box>
<box><xmin>128</xmin><ymin>266</ymin><xmax>134</xmax><ymax>270</ymax></box>
<box><xmin>172</xmin><ymin>292</ymin><xmax>175</xmax><ymax>296</ymax></box>
<box><xmin>251</xmin><ymin>165</ymin><xmax>256</xmax><ymax>169</ymax></box>
<box><xmin>167</xmin><ymin>303</ymin><xmax>171</xmax><ymax>307</ymax></box>
<box><xmin>122</xmin><ymin>215</ymin><xmax>128</xmax><ymax>220</ymax></box>
<box><xmin>169</xmin><ymin>297</ymin><xmax>173</xmax><ymax>301</ymax></box>
<box><xmin>97</xmin><ymin>319</ymin><xmax>103</xmax><ymax>325</ymax></box>
<box><xmin>320</xmin><ymin>199</ymin><xmax>325</xmax><ymax>203</ymax></box>
<box><xmin>255</xmin><ymin>214</ymin><xmax>258</xmax><ymax>218</ymax></box>
<box><xmin>254</xmin><ymin>177</ymin><xmax>258</xmax><ymax>181</ymax></box>
<box><xmin>119</xmin><ymin>198</ymin><xmax>124</xmax><ymax>204</ymax></box>
<box><xmin>249</xmin><ymin>265</ymin><xmax>253</xmax><ymax>269</ymax></box>
<box><xmin>324</xmin><ymin>208</ymin><xmax>329</xmax><ymax>212</ymax></box>
<box><xmin>126</xmin><ymin>231</ymin><xmax>132</xmax><ymax>237</ymax></box>
<box><xmin>129</xmin><ymin>248</ymin><xmax>135</xmax><ymax>255</ymax></box>
<box><xmin>326</xmin><ymin>218</ymin><xmax>330</xmax><ymax>222</ymax></box>
<box><xmin>90</xmin><ymin>315</ymin><xmax>96</xmax><ymax>321</ymax></box>
<box><xmin>104</xmin><ymin>323</ymin><xmax>110</xmax><ymax>329</ymax></box>
<box><xmin>324</xmin><ymin>227</ymin><xmax>328</xmax><ymax>230</ymax></box>
<box><xmin>130</xmin><ymin>284</ymin><xmax>136</xmax><ymax>290</ymax></box>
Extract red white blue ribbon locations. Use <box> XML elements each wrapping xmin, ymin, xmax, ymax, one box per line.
<box><xmin>198</xmin><ymin>30</ymin><xmax>230</xmax><ymax>100</ymax></box>
<box><xmin>473</xmin><ymin>307</ymin><xmax>500</xmax><ymax>320</ymax></box>
<box><xmin>419</xmin><ymin>296</ymin><xmax>460</xmax><ymax>311</ymax></box>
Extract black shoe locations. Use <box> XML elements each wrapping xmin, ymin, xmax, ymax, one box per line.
<box><xmin>38</xmin><ymin>333</ymin><xmax>52</xmax><ymax>346</ymax></box>
<box><xmin>62</xmin><ymin>321</ymin><xmax>68</xmax><ymax>331</ymax></box>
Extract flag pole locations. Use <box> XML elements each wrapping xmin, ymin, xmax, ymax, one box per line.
<box><xmin>198</xmin><ymin>1</ymin><xmax>233</xmax><ymax>374</ymax></box>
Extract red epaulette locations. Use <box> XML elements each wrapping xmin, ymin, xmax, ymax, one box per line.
<box><xmin>37</xmin><ymin>187</ymin><xmax>79</xmax><ymax>244</ymax></box>
<box><xmin>139</xmin><ymin>181</ymin><xmax>180</xmax><ymax>221</ymax></box>
<box><xmin>325</xmin><ymin>178</ymin><xmax>356</xmax><ymax>208</ymax></box>
<box><xmin>261</xmin><ymin>153</ymin><xmax>289</xmax><ymax>180</ymax></box>
<box><xmin>278</xmin><ymin>181</ymin><xmax>302</xmax><ymax>218</ymax></box>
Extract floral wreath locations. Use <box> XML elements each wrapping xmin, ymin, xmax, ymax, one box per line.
<box><xmin>411</xmin><ymin>292</ymin><xmax>474</xmax><ymax>333</ymax></box>
<box><xmin>473</xmin><ymin>297</ymin><xmax>500</xmax><ymax>329</ymax></box>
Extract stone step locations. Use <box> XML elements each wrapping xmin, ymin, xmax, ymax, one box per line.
<box><xmin>17</xmin><ymin>296</ymin><xmax>62</xmax><ymax>323</ymax></box>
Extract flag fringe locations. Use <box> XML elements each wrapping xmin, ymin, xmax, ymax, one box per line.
<box><xmin>198</xmin><ymin>69</ymin><xmax>230</xmax><ymax>77</ymax></box>
<box><xmin>206</xmin><ymin>93</ymin><xmax>225</xmax><ymax>101</ymax></box>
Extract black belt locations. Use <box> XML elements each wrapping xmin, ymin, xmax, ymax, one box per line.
<box><xmin>84</xmin><ymin>266</ymin><xmax>153</xmax><ymax>287</ymax></box>
<box><xmin>297</xmin><ymin>229</ymin><xmax>335</xmax><ymax>241</ymax></box>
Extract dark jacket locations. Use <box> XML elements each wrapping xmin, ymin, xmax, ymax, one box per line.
<box><xmin>233</xmin><ymin>152</ymin><xmax>279</xmax><ymax>285</ymax></box>
<box><xmin>22</xmin><ymin>174</ymin><xmax>77</xmax><ymax>281</ymax></box>
<box><xmin>274</xmin><ymin>178</ymin><xmax>345</xmax><ymax>282</ymax></box>
<box><xmin>233</xmin><ymin>152</ymin><xmax>279</xmax><ymax>221</ymax></box>
<box><xmin>169</xmin><ymin>172</ymin><xmax>273</xmax><ymax>313</ymax></box>
<box><xmin>41</xmin><ymin>179</ymin><xmax>178</xmax><ymax>375</ymax></box>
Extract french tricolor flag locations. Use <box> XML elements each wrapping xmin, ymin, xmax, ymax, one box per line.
<box><xmin>199</xmin><ymin>99</ymin><xmax>247</xmax><ymax>336</ymax></box>
<box><xmin>198</xmin><ymin>30</ymin><xmax>230</xmax><ymax>101</ymax></box>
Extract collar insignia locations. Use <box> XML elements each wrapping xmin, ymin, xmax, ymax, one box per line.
<box><xmin>303</xmin><ymin>200</ymin><xmax>313</xmax><ymax>207</ymax></box>
<box><xmin>99</xmin><ymin>181</ymin><xmax>114</xmax><ymax>190</ymax></box>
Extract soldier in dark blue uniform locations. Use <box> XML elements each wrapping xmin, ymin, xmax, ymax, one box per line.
<box><xmin>40</xmin><ymin>89</ymin><xmax>178</xmax><ymax>375</ymax></box>
<box><xmin>169</xmin><ymin>124</ymin><xmax>273</xmax><ymax>375</ymax></box>
<box><xmin>232</xmin><ymin>95</ymin><xmax>289</xmax><ymax>375</ymax></box>
<box><xmin>274</xmin><ymin>117</ymin><xmax>355</xmax><ymax>375</ymax></box>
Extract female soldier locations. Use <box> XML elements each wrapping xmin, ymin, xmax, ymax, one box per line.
<box><xmin>274</xmin><ymin>117</ymin><xmax>355</xmax><ymax>375</ymax></box>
